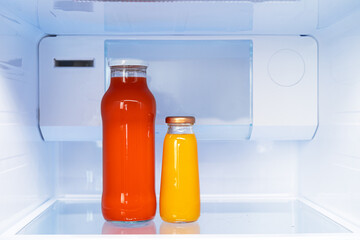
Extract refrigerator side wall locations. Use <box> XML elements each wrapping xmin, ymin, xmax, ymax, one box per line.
<box><xmin>0</xmin><ymin>9</ymin><xmax>56</xmax><ymax>234</ymax></box>
<box><xmin>300</xmin><ymin>8</ymin><xmax>360</xmax><ymax>228</ymax></box>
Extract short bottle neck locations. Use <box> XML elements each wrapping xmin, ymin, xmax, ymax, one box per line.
<box><xmin>110</xmin><ymin>76</ymin><xmax>147</xmax><ymax>85</ymax></box>
<box><xmin>110</xmin><ymin>67</ymin><xmax>147</xmax><ymax>86</ymax></box>
<box><xmin>167</xmin><ymin>124</ymin><xmax>194</xmax><ymax>134</ymax></box>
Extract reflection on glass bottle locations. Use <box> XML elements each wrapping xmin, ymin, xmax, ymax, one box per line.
<box><xmin>102</xmin><ymin>220</ymin><xmax>156</xmax><ymax>234</ymax></box>
<box><xmin>160</xmin><ymin>222</ymin><xmax>200</xmax><ymax>234</ymax></box>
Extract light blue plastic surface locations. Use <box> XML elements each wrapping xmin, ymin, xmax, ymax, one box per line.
<box><xmin>105</xmin><ymin>39</ymin><xmax>253</xmax><ymax>140</ymax></box>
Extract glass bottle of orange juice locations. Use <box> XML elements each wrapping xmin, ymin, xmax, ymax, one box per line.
<box><xmin>160</xmin><ymin>116</ymin><xmax>200</xmax><ymax>223</ymax></box>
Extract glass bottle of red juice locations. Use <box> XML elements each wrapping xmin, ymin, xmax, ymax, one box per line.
<box><xmin>101</xmin><ymin>59</ymin><xmax>156</xmax><ymax>221</ymax></box>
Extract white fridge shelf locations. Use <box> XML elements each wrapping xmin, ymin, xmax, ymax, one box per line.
<box><xmin>9</xmin><ymin>197</ymin><xmax>353</xmax><ymax>238</ymax></box>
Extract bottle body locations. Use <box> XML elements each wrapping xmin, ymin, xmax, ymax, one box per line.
<box><xmin>101</xmin><ymin>64</ymin><xmax>156</xmax><ymax>221</ymax></box>
<box><xmin>160</xmin><ymin>119</ymin><xmax>200</xmax><ymax>223</ymax></box>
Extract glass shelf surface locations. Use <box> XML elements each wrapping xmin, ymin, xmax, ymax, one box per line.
<box><xmin>18</xmin><ymin>199</ymin><xmax>350</xmax><ymax>235</ymax></box>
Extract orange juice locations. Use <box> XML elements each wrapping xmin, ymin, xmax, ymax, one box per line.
<box><xmin>160</xmin><ymin>117</ymin><xmax>200</xmax><ymax>223</ymax></box>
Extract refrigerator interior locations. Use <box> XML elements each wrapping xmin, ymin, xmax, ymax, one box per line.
<box><xmin>0</xmin><ymin>0</ymin><xmax>360</xmax><ymax>239</ymax></box>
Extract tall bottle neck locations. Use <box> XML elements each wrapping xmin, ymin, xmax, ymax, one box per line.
<box><xmin>167</xmin><ymin>124</ymin><xmax>194</xmax><ymax>134</ymax></box>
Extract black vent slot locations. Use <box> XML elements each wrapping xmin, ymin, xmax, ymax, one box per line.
<box><xmin>54</xmin><ymin>59</ymin><xmax>94</xmax><ymax>67</ymax></box>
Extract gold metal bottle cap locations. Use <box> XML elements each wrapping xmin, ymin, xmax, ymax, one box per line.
<box><xmin>165</xmin><ymin>116</ymin><xmax>195</xmax><ymax>125</ymax></box>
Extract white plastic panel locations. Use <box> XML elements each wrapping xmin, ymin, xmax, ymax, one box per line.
<box><xmin>39</xmin><ymin>36</ymin><xmax>104</xmax><ymax>141</ymax></box>
<box><xmin>105</xmin><ymin>39</ymin><xmax>252</xmax><ymax>140</ymax></box>
<box><xmin>57</xmin><ymin>140</ymin><xmax>298</xmax><ymax>197</ymax></box>
<box><xmin>6</xmin><ymin>1</ymin><xmax>360</xmax><ymax>35</ymax></box>
<box><xmin>251</xmin><ymin>36</ymin><xmax>318</xmax><ymax>140</ymax></box>
<box><xmin>300</xmin><ymin>8</ymin><xmax>360</xmax><ymax>228</ymax></box>
<box><xmin>33</xmin><ymin>0</ymin><xmax>318</xmax><ymax>35</ymax></box>
<box><xmin>317</xmin><ymin>0</ymin><xmax>360</xmax><ymax>29</ymax></box>
<box><xmin>39</xmin><ymin>36</ymin><xmax>253</xmax><ymax>141</ymax></box>
<box><xmin>0</xmin><ymin>7</ymin><xmax>56</xmax><ymax>234</ymax></box>
<box><xmin>40</xmin><ymin>35</ymin><xmax>317</xmax><ymax>141</ymax></box>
